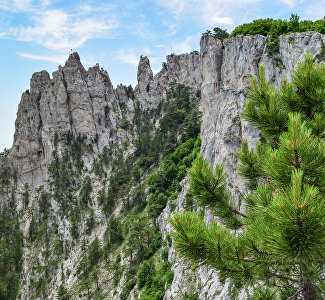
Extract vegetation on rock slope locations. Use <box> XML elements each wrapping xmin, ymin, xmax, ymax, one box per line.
<box><xmin>208</xmin><ymin>14</ymin><xmax>325</xmax><ymax>63</ymax></box>
<box><xmin>208</xmin><ymin>14</ymin><xmax>325</xmax><ymax>40</ymax></box>
<box><xmin>0</xmin><ymin>168</ymin><xmax>23</xmax><ymax>300</ymax></box>
<box><xmin>0</xmin><ymin>83</ymin><xmax>201</xmax><ymax>300</ymax></box>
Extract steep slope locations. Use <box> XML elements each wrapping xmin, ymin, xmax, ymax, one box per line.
<box><xmin>160</xmin><ymin>31</ymin><xmax>325</xmax><ymax>300</ymax></box>
<box><xmin>0</xmin><ymin>31</ymin><xmax>324</xmax><ymax>300</ymax></box>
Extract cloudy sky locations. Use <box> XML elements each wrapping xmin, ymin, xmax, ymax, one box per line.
<box><xmin>0</xmin><ymin>0</ymin><xmax>324</xmax><ymax>150</ymax></box>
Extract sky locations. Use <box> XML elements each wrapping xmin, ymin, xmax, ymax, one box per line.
<box><xmin>0</xmin><ymin>0</ymin><xmax>324</xmax><ymax>150</ymax></box>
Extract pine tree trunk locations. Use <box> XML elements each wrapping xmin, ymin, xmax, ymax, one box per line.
<box><xmin>302</xmin><ymin>280</ymin><xmax>317</xmax><ymax>300</ymax></box>
<box><xmin>96</xmin><ymin>276</ymin><xmax>99</xmax><ymax>290</ymax></box>
<box><xmin>87</xmin><ymin>286</ymin><xmax>90</xmax><ymax>300</ymax></box>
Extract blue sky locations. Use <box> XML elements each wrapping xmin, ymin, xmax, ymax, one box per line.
<box><xmin>0</xmin><ymin>0</ymin><xmax>324</xmax><ymax>150</ymax></box>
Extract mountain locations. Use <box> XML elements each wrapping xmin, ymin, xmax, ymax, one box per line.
<box><xmin>0</xmin><ymin>31</ymin><xmax>324</xmax><ymax>300</ymax></box>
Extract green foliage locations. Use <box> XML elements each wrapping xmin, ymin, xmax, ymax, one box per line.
<box><xmin>230</xmin><ymin>14</ymin><xmax>325</xmax><ymax>38</ymax></box>
<box><xmin>251</xmin><ymin>287</ymin><xmax>276</xmax><ymax>300</ymax></box>
<box><xmin>266</xmin><ymin>38</ymin><xmax>280</xmax><ymax>57</ymax></box>
<box><xmin>134</xmin><ymin>83</ymin><xmax>201</xmax><ymax>160</ymax></box>
<box><xmin>101</xmin><ymin>83</ymin><xmax>201</xmax><ymax>215</ymax></box>
<box><xmin>23</xmin><ymin>183</ymin><xmax>29</xmax><ymax>208</ymax></box>
<box><xmin>209</xmin><ymin>27</ymin><xmax>229</xmax><ymax>40</ymax></box>
<box><xmin>120</xmin><ymin>279</ymin><xmax>136</xmax><ymax>300</ymax></box>
<box><xmin>187</xmin><ymin>154</ymin><xmax>244</xmax><ymax>229</ymax></box>
<box><xmin>104</xmin><ymin>216</ymin><xmax>124</xmax><ymax>250</ymax></box>
<box><xmin>30</xmin><ymin>278</ymin><xmax>46</xmax><ymax>297</ymax></box>
<box><xmin>76</xmin><ymin>237</ymin><xmax>103</xmax><ymax>299</ymax></box>
<box><xmin>137</xmin><ymin>259</ymin><xmax>155</xmax><ymax>289</ymax></box>
<box><xmin>88</xmin><ymin>237</ymin><xmax>101</xmax><ymax>268</ymax></box>
<box><xmin>85</xmin><ymin>209</ymin><xmax>95</xmax><ymax>235</ymax></box>
<box><xmin>138</xmin><ymin>248</ymin><xmax>174</xmax><ymax>300</ymax></box>
<box><xmin>183</xmin><ymin>292</ymin><xmax>199</xmax><ymax>300</ymax></box>
<box><xmin>39</xmin><ymin>191</ymin><xmax>50</xmax><ymax>220</ymax></box>
<box><xmin>125</xmin><ymin>85</ymin><xmax>135</xmax><ymax>99</ymax></box>
<box><xmin>63</xmin><ymin>131</ymin><xmax>87</xmax><ymax>170</ymax></box>
<box><xmin>0</xmin><ymin>169</ymin><xmax>22</xmax><ymax>300</ymax></box>
<box><xmin>0</xmin><ymin>167</ymin><xmax>17</xmax><ymax>196</ymax></box>
<box><xmin>0</xmin><ymin>206</ymin><xmax>23</xmax><ymax>300</ymax></box>
<box><xmin>123</xmin><ymin>216</ymin><xmax>161</xmax><ymax>263</ymax></box>
<box><xmin>206</xmin><ymin>15</ymin><xmax>325</xmax><ymax>65</ymax></box>
<box><xmin>170</xmin><ymin>54</ymin><xmax>325</xmax><ymax>299</ymax></box>
<box><xmin>0</xmin><ymin>148</ymin><xmax>9</xmax><ymax>157</ymax></box>
<box><xmin>48</xmin><ymin>139</ymin><xmax>80</xmax><ymax>212</ymax></box>
<box><xmin>147</xmin><ymin>134</ymin><xmax>201</xmax><ymax>218</ymax></box>
<box><xmin>70</xmin><ymin>213</ymin><xmax>80</xmax><ymax>239</ymax></box>
<box><xmin>79</xmin><ymin>176</ymin><xmax>92</xmax><ymax>208</ymax></box>
<box><xmin>57</xmin><ymin>284</ymin><xmax>70</xmax><ymax>300</ymax></box>
<box><xmin>121</xmin><ymin>117</ymin><xmax>129</xmax><ymax>130</ymax></box>
<box><xmin>98</xmin><ymin>187</ymin><xmax>114</xmax><ymax>216</ymax></box>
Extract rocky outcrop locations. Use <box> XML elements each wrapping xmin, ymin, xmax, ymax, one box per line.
<box><xmin>160</xmin><ymin>32</ymin><xmax>325</xmax><ymax>299</ymax></box>
<box><xmin>8</xmin><ymin>51</ymin><xmax>203</xmax><ymax>187</ymax></box>
<box><xmin>135</xmin><ymin>53</ymin><xmax>202</xmax><ymax>110</ymax></box>
<box><xmin>200</xmin><ymin>32</ymin><xmax>325</xmax><ymax>193</ymax></box>
<box><xmin>1</xmin><ymin>32</ymin><xmax>325</xmax><ymax>300</ymax></box>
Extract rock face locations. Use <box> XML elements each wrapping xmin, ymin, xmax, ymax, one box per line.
<box><xmin>0</xmin><ymin>32</ymin><xmax>324</xmax><ymax>299</ymax></box>
<box><xmin>200</xmin><ymin>32</ymin><xmax>324</xmax><ymax>193</ymax></box>
<box><xmin>161</xmin><ymin>31</ymin><xmax>325</xmax><ymax>299</ymax></box>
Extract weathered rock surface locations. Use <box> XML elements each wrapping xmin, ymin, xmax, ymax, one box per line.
<box><xmin>1</xmin><ymin>32</ymin><xmax>324</xmax><ymax>299</ymax></box>
<box><xmin>161</xmin><ymin>32</ymin><xmax>325</xmax><ymax>299</ymax></box>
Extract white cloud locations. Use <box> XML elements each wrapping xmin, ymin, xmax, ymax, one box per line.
<box><xmin>0</xmin><ymin>0</ymin><xmax>50</xmax><ymax>12</ymax></box>
<box><xmin>172</xmin><ymin>35</ymin><xmax>198</xmax><ymax>54</ymax></box>
<box><xmin>156</xmin><ymin>0</ymin><xmax>262</xmax><ymax>27</ymax></box>
<box><xmin>76</xmin><ymin>3</ymin><xmax>115</xmax><ymax>16</ymax></box>
<box><xmin>279</xmin><ymin>0</ymin><xmax>297</xmax><ymax>8</ymax></box>
<box><xmin>304</xmin><ymin>1</ymin><xmax>325</xmax><ymax>20</ymax></box>
<box><xmin>0</xmin><ymin>1</ymin><xmax>118</xmax><ymax>52</ymax></box>
<box><xmin>13</xmin><ymin>0</ymin><xmax>32</xmax><ymax>10</ymax></box>
<box><xmin>12</xmin><ymin>9</ymin><xmax>117</xmax><ymax>51</ymax></box>
<box><xmin>118</xmin><ymin>50</ymin><xmax>139</xmax><ymax>66</ymax></box>
<box><xmin>142</xmin><ymin>48</ymin><xmax>151</xmax><ymax>55</ymax></box>
<box><xmin>173</xmin><ymin>37</ymin><xmax>193</xmax><ymax>54</ymax></box>
<box><xmin>130</xmin><ymin>19</ymin><xmax>154</xmax><ymax>39</ymax></box>
<box><xmin>17</xmin><ymin>52</ymin><xmax>67</xmax><ymax>64</ymax></box>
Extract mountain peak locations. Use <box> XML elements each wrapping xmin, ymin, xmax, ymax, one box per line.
<box><xmin>66</xmin><ymin>51</ymin><xmax>81</xmax><ymax>63</ymax></box>
<box><xmin>63</xmin><ymin>51</ymin><xmax>86</xmax><ymax>72</ymax></box>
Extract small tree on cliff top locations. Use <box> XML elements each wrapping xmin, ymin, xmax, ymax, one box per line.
<box><xmin>170</xmin><ymin>53</ymin><xmax>325</xmax><ymax>299</ymax></box>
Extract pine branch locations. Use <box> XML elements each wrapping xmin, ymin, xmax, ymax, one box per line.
<box><xmin>265</xmin><ymin>272</ymin><xmax>299</xmax><ymax>282</ymax></box>
<box><xmin>224</xmin><ymin>263</ymin><xmax>258</xmax><ymax>273</ymax></box>
<box><xmin>203</xmin><ymin>181</ymin><xmax>247</xmax><ymax>218</ymax></box>
<box><xmin>188</xmin><ymin>154</ymin><xmax>246</xmax><ymax>220</ymax></box>
<box><xmin>286</xmin><ymin>287</ymin><xmax>302</xmax><ymax>300</ymax></box>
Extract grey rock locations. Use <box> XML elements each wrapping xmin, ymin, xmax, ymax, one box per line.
<box><xmin>1</xmin><ymin>32</ymin><xmax>324</xmax><ymax>300</ymax></box>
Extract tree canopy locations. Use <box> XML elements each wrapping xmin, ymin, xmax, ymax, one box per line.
<box><xmin>206</xmin><ymin>14</ymin><xmax>325</xmax><ymax>40</ymax></box>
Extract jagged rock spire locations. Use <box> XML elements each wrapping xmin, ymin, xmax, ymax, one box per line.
<box><xmin>134</xmin><ymin>56</ymin><xmax>153</xmax><ymax>110</ymax></box>
<box><xmin>137</xmin><ymin>56</ymin><xmax>153</xmax><ymax>84</ymax></box>
<box><xmin>64</xmin><ymin>52</ymin><xmax>85</xmax><ymax>71</ymax></box>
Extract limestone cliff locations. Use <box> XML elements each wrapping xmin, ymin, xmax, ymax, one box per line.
<box><xmin>0</xmin><ymin>31</ymin><xmax>324</xmax><ymax>300</ymax></box>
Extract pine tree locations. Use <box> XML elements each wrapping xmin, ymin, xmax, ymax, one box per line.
<box><xmin>169</xmin><ymin>53</ymin><xmax>325</xmax><ymax>299</ymax></box>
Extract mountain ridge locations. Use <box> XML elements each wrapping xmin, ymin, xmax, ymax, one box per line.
<box><xmin>0</xmin><ymin>31</ymin><xmax>324</xmax><ymax>299</ymax></box>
